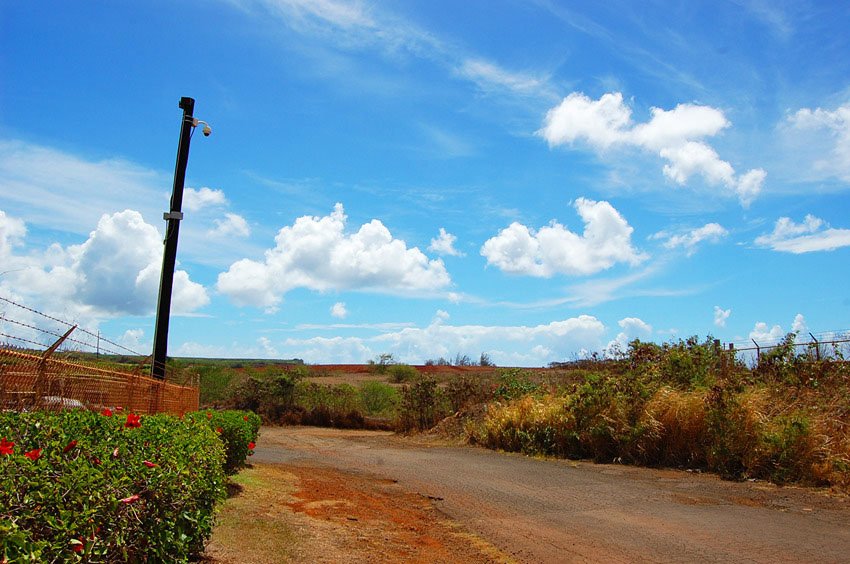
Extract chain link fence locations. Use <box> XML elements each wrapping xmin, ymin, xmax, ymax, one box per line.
<box><xmin>0</xmin><ymin>296</ymin><xmax>198</xmax><ymax>415</ymax></box>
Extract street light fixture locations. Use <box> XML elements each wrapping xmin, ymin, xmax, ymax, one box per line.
<box><xmin>151</xmin><ymin>97</ymin><xmax>211</xmax><ymax>380</ymax></box>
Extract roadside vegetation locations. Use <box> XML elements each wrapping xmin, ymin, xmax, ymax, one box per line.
<box><xmin>184</xmin><ymin>336</ymin><xmax>850</xmax><ymax>490</ymax></box>
<box><xmin>0</xmin><ymin>408</ymin><xmax>260</xmax><ymax>561</ymax></box>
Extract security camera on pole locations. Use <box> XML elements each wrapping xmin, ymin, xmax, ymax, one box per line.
<box><xmin>151</xmin><ymin>97</ymin><xmax>211</xmax><ymax>380</ymax></box>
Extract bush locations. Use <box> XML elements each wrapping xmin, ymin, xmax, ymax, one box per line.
<box><xmin>189</xmin><ymin>409</ymin><xmax>261</xmax><ymax>474</ymax></box>
<box><xmin>388</xmin><ymin>364</ymin><xmax>418</xmax><ymax>383</ymax></box>
<box><xmin>0</xmin><ymin>410</ymin><xmax>226</xmax><ymax>562</ymax></box>
<box><xmin>359</xmin><ymin>381</ymin><xmax>399</xmax><ymax>417</ymax></box>
<box><xmin>397</xmin><ymin>378</ymin><xmax>449</xmax><ymax>432</ymax></box>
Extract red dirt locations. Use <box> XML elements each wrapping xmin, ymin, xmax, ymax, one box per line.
<box><xmin>283</xmin><ymin>464</ymin><xmax>502</xmax><ymax>563</ymax></box>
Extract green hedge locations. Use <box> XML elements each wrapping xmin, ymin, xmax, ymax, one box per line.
<box><xmin>188</xmin><ymin>410</ymin><xmax>261</xmax><ymax>474</ymax></box>
<box><xmin>0</xmin><ymin>410</ymin><xmax>228</xmax><ymax>562</ymax></box>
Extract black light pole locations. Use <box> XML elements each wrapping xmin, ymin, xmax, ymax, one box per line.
<box><xmin>151</xmin><ymin>97</ymin><xmax>202</xmax><ymax>380</ymax></box>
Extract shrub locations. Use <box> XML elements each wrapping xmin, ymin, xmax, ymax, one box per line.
<box><xmin>445</xmin><ymin>376</ymin><xmax>492</xmax><ymax>412</ymax></box>
<box><xmin>189</xmin><ymin>409</ymin><xmax>260</xmax><ymax>474</ymax></box>
<box><xmin>359</xmin><ymin>381</ymin><xmax>399</xmax><ymax>417</ymax></box>
<box><xmin>388</xmin><ymin>363</ymin><xmax>418</xmax><ymax>383</ymax></box>
<box><xmin>397</xmin><ymin>378</ymin><xmax>449</xmax><ymax>432</ymax></box>
<box><xmin>0</xmin><ymin>410</ymin><xmax>226</xmax><ymax>562</ymax></box>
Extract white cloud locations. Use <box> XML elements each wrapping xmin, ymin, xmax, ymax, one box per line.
<box><xmin>749</xmin><ymin>313</ymin><xmax>807</xmax><ymax>345</ymax></box>
<box><xmin>749</xmin><ymin>321</ymin><xmax>785</xmax><ymax>343</ymax></box>
<box><xmin>209</xmin><ymin>213</ymin><xmax>251</xmax><ymax>238</ymax></box>
<box><xmin>791</xmin><ymin>313</ymin><xmax>807</xmax><ymax>334</ymax></box>
<box><xmin>787</xmin><ymin>102</ymin><xmax>850</xmax><ymax>181</ymax></box>
<box><xmin>276</xmin><ymin>314</ymin><xmax>607</xmax><ymax>366</ymax></box>
<box><xmin>330</xmin><ymin>301</ymin><xmax>348</xmax><ymax>319</ymax></box>
<box><xmin>236</xmin><ymin>0</ymin><xmax>553</xmax><ymax>100</ymax></box>
<box><xmin>217</xmin><ymin>203</ymin><xmax>451</xmax><ymax>308</ymax></box>
<box><xmin>0</xmin><ymin>209</ymin><xmax>209</xmax><ymax>317</ymax></box>
<box><xmin>0</xmin><ymin>140</ymin><xmax>166</xmax><ymax>235</ymax></box>
<box><xmin>755</xmin><ymin>214</ymin><xmax>850</xmax><ymax>253</ymax></box>
<box><xmin>480</xmin><ymin>198</ymin><xmax>646</xmax><ymax>277</ymax></box>
<box><xmin>714</xmin><ymin>306</ymin><xmax>732</xmax><ymax>328</ymax></box>
<box><xmin>428</xmin><ymin>227</ymin><xmax>463</xmax><ymax>256</ymax></box>
<box><xmin>0</xmin><ymin>209</ymin><xmax>26</xmax><ymax>258</ymax></box>
<box><xmin>605</xmin><ymin>317</ymin><xmax>653</xmax><ymax>357</ymax></box>
<box><xmin>661</xmin><ymin>223</ymin><xmax>728</xmax><ymax>256</ymax></box>
<box><xmin>539</xmin><ymin>92</ymin><xmax>766</xmax><ymax>206</ymax></box>
<box><xmin>458</xmin><ymin>59</ymin><xmax>546</xmax><ymax>95</ymax></box>
<box><xmin>184</xmin><ymin>187</ymin><xmax>227</xmax><ymax>212</ymax></box>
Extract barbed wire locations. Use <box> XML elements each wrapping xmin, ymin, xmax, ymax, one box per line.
<box><xmin>0</xmin><ymin>295</ymin><xmax>143</xmax><ymax>356</ymax></box>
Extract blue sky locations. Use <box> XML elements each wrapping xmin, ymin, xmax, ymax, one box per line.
<box><xmin>1</xmin><ymin>0</ymin><xmax>849</xmax><ymax>366</ymax></box>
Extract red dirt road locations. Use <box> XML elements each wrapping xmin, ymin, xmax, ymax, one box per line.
<box><xmin>254</xmin><ymin>426</ymin><xmax>850</xmax><ymax>563</ymax></box>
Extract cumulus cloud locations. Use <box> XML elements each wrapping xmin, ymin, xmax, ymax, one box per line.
<box><xmin>217</xmin><ymin>203</ymin><xmax>451</xmax><ymax>309</ymax></box>
<box><xmin>755</xmin><ymin>214</ymin><xmax>850</xmax><ymax>253</ymax></box>
<box><xmin>749</xmin><ymin>313</ymin><xmax>807</xmax><ymax>344</ymax></box>
<box><xmin>605</xmin><ymin>317</ymin><xmax>653</xmax><ymax>357</ymax></box>
<box><xmin>428</xmin><ymin>227</ymin><xmax>463</xmax><ymax>256</ymax></box>
<box><xmin>480</xmin><ymin>198</ymin><xmax>646</xmax><ymax>277</ymax></box>
<box><xmin>0</xmin><ymin>209</ymin><xmax>208</xmax><ymax>317</ymax></box>
<box><xmin>275</xmin><ymin>314</ymin><xmax>607</xmax><ymax>366</ymax></box>
<box><xmin>714</xmin><ymin>306</ymin><xmax>732</xmax><ymax>328</ymax></box>
<box><xmin>184</xmin><ymin>187</ymin><xmax>227</xmax><ymax>212</ymax></box>
<box><xmin>539</xmin><ymin>92</ymin><xmax>766</xmax><ymax>206</ymax></box>
<box><xmin>0</xmin><ymin>210</ymin><xmax>26</xmax><ymax>258</ymax></box>
<box><xmin>787</xmin><ymin>102</ymin><xmax>850</xmax><ymax>181</ymax></box>
<box><xmin>659</xmin><ymin>223</ymin><xmax>729</xmax><ymax>256</ymax></box>
<box><xmin>330</xmin><ymin>301</ymin><xmax>348</xmax><ymax>319</ymax></box>
<box><xmin>209</xmin><ymin>213</ymin><xmax>251</xmax><ymax>238</ymax></box>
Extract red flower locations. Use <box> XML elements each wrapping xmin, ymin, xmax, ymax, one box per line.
<box><xmin>92</xmin><ymin>457</ymin><xmax>102</xmax><ymax>466</ymax></box>
<box><xmin>216</xmin><ymin>427</ymin><xmax>222</xmax><ymax>434</ymax></box>
<box><xmin>206</xmin><ymin>411</ymin><xmax>212</xmax><ymax>420</ymax></box>
<box><xmin>0</xmin><ymin>438</ymin><xmax>14</xmax><ymax>456</ymax></box>
<box><xmin>119</xmin><ymin>494</ymin><xmax>140</xmax><ymax>504</ymax></box>
<box><xmin>124</xmin><ymin>413</ymin><xmax>141</xmax><ymax>428</ymax></box>
<box><xmin>100</xmin><ymin>407</ymin><xmax>113</xmax><ymax>417</ymax></box>
<box><xmin>143</xmin><ymin>460</ymin><xmax>158</xmax><ymax>468</ymax></box>
<box><xmin>63</xmin><ymin>440</ymin><xmax>78</xmax><ymax>453</ymax></box>
<box><xmin>248</xmin><ymin>442</ymin><xmax>256</xmax><ymax>450</ymax></box>
<box><xmin>243</xmin><ymin>415</ymin><xmax>249</xmax><ymax>421</ymax></box>
<box><xmin>71</xmin><ymin>538</ymin><xmax>84</xmax><ymax>553</ymax></box>
<box><xmin>24</xmin><ymin>448</ymin><xmax>41</xmax><ymax>461</ymax></box>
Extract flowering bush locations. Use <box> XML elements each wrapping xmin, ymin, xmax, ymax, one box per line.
<box><xmin>188</xmin><ymin>410</ymin><xmax>261</xmax><ymax>474</ymax></box>
<box><xmin>0</xmin><ymin>410</ymin><xmax>226</xmax><ymax>562</ymax></box>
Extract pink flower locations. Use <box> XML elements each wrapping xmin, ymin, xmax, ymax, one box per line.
<box><xmin>119</xmin><ymin>494</ymin><xmax>140</xmax><ymax>504</ymax></box>
<box><xmin>0</xmin><ymin>438</ymin><xmax>14</xmax><ymax>456</ymax></box>
<box><xmin>24</xmin><ymin>448</ymin><xmax>41</xmax><ymax>461</ymax></box>
<box><xmin>124</xmin><ymin>413</ymin><xmax>141</xmax><ymax>428</ymax></box>
<box><xmin>143</xmin><ymin>460</ymin><xmax>158</xmax><ymax>468</ymax></box>
<box><xmin>112</xmin><ymin>447</ymin><xmax>120</xmax><ymax>458</ymax></box>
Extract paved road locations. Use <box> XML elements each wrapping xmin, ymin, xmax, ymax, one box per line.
<box><xmin>254</xmin><ymin>427</ymin><xmax>850</xmax><ymax>563</ymax></box>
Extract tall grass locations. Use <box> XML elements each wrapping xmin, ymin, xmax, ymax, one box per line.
<box><xmin>471</xmin><ymin>336</ymin><xmax>850</xmax><ymax>488</ymax></box>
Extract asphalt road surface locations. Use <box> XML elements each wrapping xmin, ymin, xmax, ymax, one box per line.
<box><xmin>254</xmin><ymin>427</ymin><xmax>850</xmax><ymax>563</ymax></box>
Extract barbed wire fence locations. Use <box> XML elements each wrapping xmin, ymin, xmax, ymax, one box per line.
<box><xmin>0</xmin><ymin>295</ymin><xmax>198</xmax><ymax>415</ymax></box>
<box><xmin>720</xmin><ymin>330</ymin><xmax>850</xmax><ymax>367</ymax></box>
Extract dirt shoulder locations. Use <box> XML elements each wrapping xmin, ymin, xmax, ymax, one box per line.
<box><xmin>205</xmin><ymin>454</ymin><xmax>510</xmax><ymax>563</ymax></box>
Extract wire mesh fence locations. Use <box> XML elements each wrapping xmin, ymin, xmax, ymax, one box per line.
<box><xmin>0</xmin><ymin>296</ymin><xmax>198</xmax><ymax>416</ymax></box>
